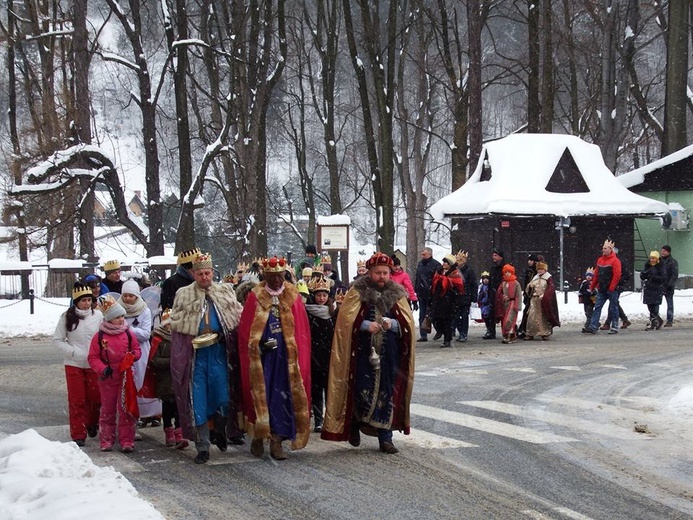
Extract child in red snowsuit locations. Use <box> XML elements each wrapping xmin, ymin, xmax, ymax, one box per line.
<box><xmin>88</xmin><ymin>295</ymin><xmax>141</xmax><ymax>452</ymax></box>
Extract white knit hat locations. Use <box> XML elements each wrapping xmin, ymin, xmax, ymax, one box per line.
<box><xmin>122</xmin><ymin>279</ymin><xmax>141</xmax><ymax>296</ymax></box>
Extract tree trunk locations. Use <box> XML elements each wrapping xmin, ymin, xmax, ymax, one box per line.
<box><xmin>662</xmin><ymin>0</ymin><xmax>688</xmax><ymax>155</ymax></box>
<box><xmin>171</xmin><ymin>0</ymin><xmax>195</xmax><ymax>251</ymax></box>
<box><xmin>527</xmin><ymin>0</ymin><xmax>541</xmax><ymax>132</ymax></box>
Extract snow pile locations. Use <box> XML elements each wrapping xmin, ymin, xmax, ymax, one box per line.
<box><xmin>0</xmin><ymin>429</ymin><xmax>164</xmax><ymax>520</ymax></box>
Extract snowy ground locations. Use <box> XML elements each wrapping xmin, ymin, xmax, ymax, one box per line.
<box><xmin>2</xmin><ymin>289</ymin><xmax>693</xmax><ymax>520</ymax></box>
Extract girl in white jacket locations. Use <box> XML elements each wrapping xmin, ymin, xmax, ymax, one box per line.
<box><xmin>52</xmin><ymin>283</ymin><xmax>103</xmax><ymax>446</ymax></box>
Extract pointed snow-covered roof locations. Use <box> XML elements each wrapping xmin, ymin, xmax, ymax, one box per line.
<box><xmin>430</xmin><ymin>134</ymin><xmax>669</xmax><ymax>220</ymax></box>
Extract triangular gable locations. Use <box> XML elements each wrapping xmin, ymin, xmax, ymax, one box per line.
<box><xmin>479</xmin><ymin>150</ymin><xmax>492</xmax><ymax>182</ymax></box>
<box><xmin>545</xmin><ymin>148</ymin><xmax>590</xmax><ymax>193</ymax></box>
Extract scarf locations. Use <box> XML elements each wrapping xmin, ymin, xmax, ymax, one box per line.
<box><xmin>153</xmin><ymin>324</ymin><xmax>172</xmax><ymax>341</ymax></box>
<box><xmin>100</xmin><ymin>320</ymin><xmax>130</xmax><ymax>335</ymax></box>
<box><xmin>305</xmin><ymin>303</ymin><xmax>332</xmax><ymax>320</ymax></box>
<box><xmin>75</xmin><ymin>308</ymin><xmax>92</xmax><ymax>320</ymax></box>
<box><xmin>120</xmin><ymin>296</ymin><xmax>148</xmax><ymax>318</ymax></box>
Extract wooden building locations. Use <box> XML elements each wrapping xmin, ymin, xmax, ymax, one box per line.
<box><xmin>431</xmin><ymin>134</ymin><xmax>669</xmax><ymax>290</ymax></box>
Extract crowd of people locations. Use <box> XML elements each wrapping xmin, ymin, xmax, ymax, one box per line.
<box><xmin>52</xmin><ymin>247</ymin><xmax>415</xmax><ymax>463</ymax></box>
<box><xmin>51</xmin><ymin>239</ymin><xmax>678</xmax><ymax>462</ymax></box>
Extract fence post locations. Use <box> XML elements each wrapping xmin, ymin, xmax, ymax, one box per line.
<box><xmin>29</xmin><ymin>289</ymin><xmax>34</xmax><ymax>315</ymax></box>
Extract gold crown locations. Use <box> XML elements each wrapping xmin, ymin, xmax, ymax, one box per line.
<box><xmin>455</xmin><ymin>250</ymin><xmax>468</xmax><ymax>263</ymax></box>
<box><xmin>321</xmin><ymin>254</ymin><xmax>332</xmax><ymax>264</ymax></box>
<box><xmin>223</xmin><ymin>274</ymin><xmax>235</xmax><ymax>283</ymax></box>
<box><xmin>308</xmin><ymin>276</ymin><xmax>331</xmax><ymax>293</ymax></box>
<box><xmin>603</xmin><ymin>239</ymin><xmax>615</xmax><ymax>249</ymax></box>
<box><xmin>262</xmin><ymin>256</ymin><xmax>289</xmax><ymax>273</ymax></box>
<box><xmin>178</xmin><ymin>247</ymin><xmax>201</xmax><ymax>265</ymax></box>
<box><xmin>480</xmin><ymin>271</ymin><xmax>490</xmax><ymax>278</ymax></box>
<box><xmin>334</xmin><ymin>287</ymin><xmax>346</xmax><ymax>303</ymax></box>
<box><xmin>356</xmin><ymin>258</ymin><xmax>367</xmax><ymax>268</ymax></box>
<box><xmin>192</xmin><ymin>252</ymin><xmax>213</xmax><ymax>270</ymax></box>
<box><xmin>312</xmin><ymin>264</ymin><xmax>324</xmax><ymax>275</ymax></box>
<box><xmin>236</xmin><ymin>262</ymin><xmax>249</xmax><ymax>273</ymax></box>
<box><xmin>585</xmin><ymin>267</ymin><xmax>595</xmax><ymax>275</ymax></box>
<box><xmin>72</xmin><ymin>284</ymin><xmax>93</xmax><ymax>301</ymax></box>
<box><xmin>102</xmin><ymin>259</ymin><xmax>121</xmax><ymax>272</ymax></box>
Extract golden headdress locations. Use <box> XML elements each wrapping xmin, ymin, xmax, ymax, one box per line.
<box><xmin>455</xmin><ymin>250</ymin><xmax>468</xmax><ymax>264</ymax></box>
<box><xmin>308</xmin><ymin>276</ymin><xmax>331</xmax><ymax>293</ymax></box>
<box><xmin>262</xmin><ymin>256</ymin><xmax>289</xmax><ymax>273</ymax></box>
<box><xmin>177</xmin><ymin>248</ymin><xmax>201</xmax><ymax>265</ymax></box>
<box><xmin>72</xmin><ymin>284</ymin><xmax>93</xmax><ymax>301</ymax></box>
<box><xmin>102</xmin><ymin>259</ymin><xmax>121</xmax><ymax>273</ymax></box>
<box><xmin>603</xmin><ymin>239</ymin><xmax>615</xmax><ymax>250</ymax></box>
<box><xmin>192</xmin><ymin>252</ymin><xmax>213</xmax><ymax>270</ymax></box>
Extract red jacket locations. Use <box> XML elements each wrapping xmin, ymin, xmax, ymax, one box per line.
<box><xmin>390</xmin><ymin>268</ymin><xmax>417</xmax><ymax>301</ymax></box>
<box><xmin>589</xmin><ymin>252</ymin><xmax>621</xmax><ymax>293</ymax></box>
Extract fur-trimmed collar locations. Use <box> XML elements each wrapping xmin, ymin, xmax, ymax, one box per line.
<box><xmin>351</xmin><ymin>275</ymin><xmax>407</xmax><ymax>314</ymax></box>
<box><xmin>170</xmin><ymin>282</ymin><xmax>243</xmax><ymax>336</ymax></box>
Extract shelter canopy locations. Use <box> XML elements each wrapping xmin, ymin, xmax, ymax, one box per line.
<box><xmin>431</xmin><ymin>134</ymin><xmax>670</xmax><ymax>220</ymax></box>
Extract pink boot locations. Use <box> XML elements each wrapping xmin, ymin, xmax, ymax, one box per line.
<box><xmin>174</xmin><ymin>428</ymin><xmax>189</xmax><ymax>450</ymax></box>
<box><xmin>164</xmin><ymin>427</ymin><xmax>176</xmax><ymax>447</ymax></box>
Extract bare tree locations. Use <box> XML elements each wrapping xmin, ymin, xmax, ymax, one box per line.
<box><xmin>662</xmin><ymin>0</ymin><xmax>688</xmax><ymax>155</ymax></box>
<box><xmin>103</xmin><ymin>0</ymin><xmax>164</xmax><ymax>256</ymax></box>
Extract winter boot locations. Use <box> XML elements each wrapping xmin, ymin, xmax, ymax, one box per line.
<box><xmin>164</xmin><ymin>427</ymin><xmax>176</xmax><ymax>447</ymax></box>
<box><xmin>174</xmin><ymin>428</ymin><xmax>189</xmax><ymax>450</ymax></box>
<box><xmin>270</xmin><ymin>435</ymin><xmax>287</xmax><ymax>460</ymax></box>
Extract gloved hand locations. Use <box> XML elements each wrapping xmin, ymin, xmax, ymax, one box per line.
<box><xmin>102</xmin><ymin>366</ymin><xmax>113</xmax><ymax>378</ymax></box>
<box><xmin>410</xmin><ymin>300</ymin><xmax>419</xmax><ymax>311</ymax></box>
<box><xmin>119</xmin><ymin>351</ymin><xmax>136</xmax><ymax>371</ymax></box>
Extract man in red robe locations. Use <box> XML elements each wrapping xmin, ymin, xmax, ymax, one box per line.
<box><xmin>237</xmin><ymin>256</ymin><xmax>312</xmax><ymax>460</ymax></box>
<box><xmin>321</xmin><ymin>252</ymin><xmax>415</xmax><ymax>454</ymax></box>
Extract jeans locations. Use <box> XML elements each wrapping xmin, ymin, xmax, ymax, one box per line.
<box><xmin>589</xmin><ymin>291</ymin><xmax>619</xmax><ymax>331</ymax></box>
<box><xmin>664</xmin><ymin>287</ymin><xmax>674</xmax><ymax>323</ymax></box>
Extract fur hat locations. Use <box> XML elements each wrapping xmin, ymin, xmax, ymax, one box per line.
<box><xmin>193</xmin><ymin>252</ymin><xmax>214</xmax><ymax>270</ymax></box>
<box><xmin>443</xmin><ymin>253</ymin><xmax>456</xmax><ymax>265</ymax></box>
<box><xmin>72</xmin><ymin>283</ymin><xmax>93</xmax><ymax>303</ymax></box>
<box><xmin>536</xmin><ymin>262</ymin><xmax>548</xmax><ymax>271</ymax></box>
<box><xmin>650</xmin><ymin>250</ymin><xmax>660</xmax><ymax>259</ymax></box>
<box><xmin>122</xmin><ymin>279</ymin><xmax>141</xmax><ymax>296</ymax></box>
<box><xmin>177</xmin><ymin>248</ymin><xmax>201</xmax><ymax>266</ymax></box>
<box><xmin>102</xmin><ymin>259</ymin><xmax>121</xmax><ymax>274</ymax></box>
<box><xmin>99</xmin><ymin>295</ymin><xmax>125</xmax><ymax>321</ymax></box>
<box><xmin>365</xmin><ymin>252</ymin><xmax>393</xmax><ymax>270</ymax></box>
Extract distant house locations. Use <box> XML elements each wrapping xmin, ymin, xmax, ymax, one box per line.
<box><xmin>618</xmin><ymin>144</ymin><xmax>693</xmax><ymax>279</ymax></box>
<box><xmin>430</xmin><ymin>134</ymin><xmax>669</xmax><ymax>290</ymax></box>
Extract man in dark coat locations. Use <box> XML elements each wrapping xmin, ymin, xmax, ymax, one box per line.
<box><xmin>414</xmin><ymin>247</ymin><xmax>441</xmax><ymax>342</ymax></box>
<box><xmin>660</xmin><ymin>245</ymin><xmax>678</xmax><ymax>327</ymax></box>
<box><xmin>485</xmin><ymin>248</ymin><xmax>507</xmax><ymax>339</ymax></box>
<box><xmin>161</xmin><ymin>248</ymin><xmax>200</xmax><ymax>311</ymax></box>
<box><xmin>453</xmin><ymin>251</ymin><xmax>476</xmax><ymax>342</ymax></box>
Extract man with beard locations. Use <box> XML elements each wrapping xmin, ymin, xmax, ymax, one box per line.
<box><xmin>322</xmin><ymin>252</ymin><xmax>415</xmax><ymax>454</ymax></box>
<box><xmin>169</xmin><ymin>253</ymin><xmax>245</xmax><ymax>464</ymax></box>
